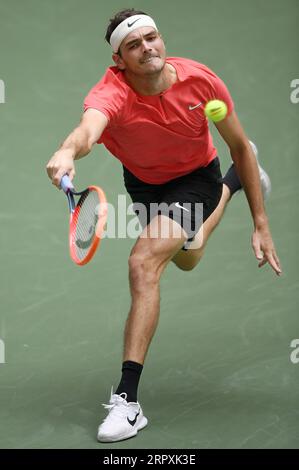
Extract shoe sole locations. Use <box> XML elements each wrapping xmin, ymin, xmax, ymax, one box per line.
<box><xmin>249</xmin><ymin>140</ymin><xmax>271</xmax><ymax>195</ymax></box>
<box><xmin>235</xmin><ymin>141</ymin><xmax>271</xmax><ymax>200</ymax></box>
<box><xmin>259</xmin><ymin>167</ymin><xmax>271</xmax><ymax>199</ymax></box>
<box><xmin>97</xmin><ymin>416</ymin><xmax>148</xmax><ymax>443</ymax></box>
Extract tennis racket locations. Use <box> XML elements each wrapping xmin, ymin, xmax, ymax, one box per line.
<box><xmin>60</xmin><ymin>175</ymin><xmax>107</xmax><ymax>266</ymax></box>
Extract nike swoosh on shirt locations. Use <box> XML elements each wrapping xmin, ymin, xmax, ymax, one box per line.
<box><xmin>127</xmin><ymin>18</ymin><xmax>141</xmax><ymax>27</ymax></box>
<box><xmin>175</xmin><ymin>202</ymin><xmax>190</xmax><ymax>212</ymax></box>
<box><xmin>188</xmin><ymin>102</ymin><xmax>203</xmax><ymax>111</ymax></box>
<box><xmin>127</xmin><ymin>411</ymin><xmax>140</xmax><ymax>426</ymax></box>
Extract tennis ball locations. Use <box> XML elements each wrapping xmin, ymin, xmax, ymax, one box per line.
<box><xmin>204</xmin><ymin>100</ymin><xmax>228</xmax><ymax>122</ymax></box>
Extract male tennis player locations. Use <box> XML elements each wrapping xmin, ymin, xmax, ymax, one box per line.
<box><xmin>46</xmin><ymin>8</ymin><xmax>282</xmax><ymax>442</ymax></box>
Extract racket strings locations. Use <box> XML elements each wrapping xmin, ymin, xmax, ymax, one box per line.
<box><xmin>73</xmin><ymin>190</ymin><xmax>101</xmax><ymax>261</ymax></box>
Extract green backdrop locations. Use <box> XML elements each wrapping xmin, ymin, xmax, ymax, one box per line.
<box><xmin>0</xmin><ymin>0</ymin><xmax>298</xmax><ymax>449</ymax></box>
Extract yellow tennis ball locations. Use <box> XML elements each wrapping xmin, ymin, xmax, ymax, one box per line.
<box><xmin>204</xmin><ymin>100</ymin><xmax>228</xmax><ymax>122</ymax></box>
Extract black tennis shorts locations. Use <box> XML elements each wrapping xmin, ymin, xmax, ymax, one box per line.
<box><xmin>123</xmin><ymin>157</ymin><xmax>223</xmax><ymax>243</ymax></box>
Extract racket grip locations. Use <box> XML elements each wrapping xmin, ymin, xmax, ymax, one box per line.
<box><xmin>60</xmin><ymin>174</ymin><xmax>74</xmax><ymax>193</ymax></box>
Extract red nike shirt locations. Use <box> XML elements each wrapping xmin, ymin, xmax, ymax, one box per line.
<box><xmin>83</xmin><ymin>57</ymin><xmax>234</xmax><ymax>184</ymax></box>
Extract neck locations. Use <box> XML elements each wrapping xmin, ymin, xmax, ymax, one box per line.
<box><xmin>124</xmin><ymin>63</ymin><xmax>177</xmax><ymax>96</ymax></box>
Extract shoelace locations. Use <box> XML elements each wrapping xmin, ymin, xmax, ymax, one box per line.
<box><xmin>102</xmin><ymin>393</ymin><xmax>130</xmax><ymax>421</ymax></box>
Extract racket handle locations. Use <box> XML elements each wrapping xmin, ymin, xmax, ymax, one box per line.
<box><xmin>60</xmin><ymin>174</ymin><xmax>74</xmax><ymax>193</ymax></box>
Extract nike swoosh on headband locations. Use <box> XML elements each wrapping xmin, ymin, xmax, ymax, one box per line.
<box><xmin>127</xmin><ymin>18</ymin><xmax>141</xmax><ymax>27</ymax></box>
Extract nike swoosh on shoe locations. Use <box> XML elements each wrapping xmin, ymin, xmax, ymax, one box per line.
<box><xmin>127</xmin><ymin>411</ymin><xmax>140</xmax><ymax>426</ymax></box>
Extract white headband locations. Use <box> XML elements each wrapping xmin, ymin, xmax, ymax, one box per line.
<box><xmin>110</xmin><ymin>15</ymin><xmax>158</xmax><ymax>53</ymax></box>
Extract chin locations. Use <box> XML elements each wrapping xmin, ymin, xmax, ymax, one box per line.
<box><xmin>143</xmin><ymin>57</ymin><xmax>165</xmax><ymax>73</ymax></box>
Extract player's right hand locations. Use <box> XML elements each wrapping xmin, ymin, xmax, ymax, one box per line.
<box><xmin>46</xmin><ymin>149</ymin><xmax>76</xmax><ymax>189</ymax></box>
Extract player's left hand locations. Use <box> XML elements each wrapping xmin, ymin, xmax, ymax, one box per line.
<box><xmin>251</xmin><ymin>224</ymin><xmax>282</xmax><ymax>276</ymax></box>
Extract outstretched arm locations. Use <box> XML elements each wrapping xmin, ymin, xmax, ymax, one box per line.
<box><xmin>215</xmin><ymin>110</ymin><xmax>282</xmax><ymax>276</ymax></box>
<box><xmin>46</xmin><ymin>108</ymin><xmax>108</xmax><ymax>188</ymax></box>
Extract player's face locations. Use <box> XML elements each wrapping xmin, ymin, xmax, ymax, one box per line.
<box><xmin>114</xmin><ymin>27</ymin><xmax>166</xmax><ymax>76</ymax></box>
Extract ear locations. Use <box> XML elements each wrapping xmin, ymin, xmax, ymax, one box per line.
<box><xmin>112</xmin><ymin>53</ymin><xmax>126</xmax><ymax>71</ymax></box>
<box><xmin>158</xmin><ymin>32</ymin><xmax>166</xmax><ymax>45</ymax></box>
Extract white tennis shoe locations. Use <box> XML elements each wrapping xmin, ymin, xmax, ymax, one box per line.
<box><xmin>249</xmin><ymin>140</ymin><xmax>272</xmax><ymax>200</ymax></box>
<box><xmin>97</xmin><ymin>388</ymin><xmax>148</xmax><ymax>443</ymax></box>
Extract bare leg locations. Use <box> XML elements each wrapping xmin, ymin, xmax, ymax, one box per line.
<box><xmin>123</xmin><ymin>215</ymin><xmax>187</xmax><ymax>364</ymax></box>
<box><xmin>172</xmin><ymin>184</ymin><xmax>231</xmax><ymax>271</ymax></box>
<box><xmin>122</xmin><ymin>185</ymin><xmax>231</xmax><ymax>363</ymax></box>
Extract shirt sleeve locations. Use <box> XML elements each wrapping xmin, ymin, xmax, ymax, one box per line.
<box><xmin>206</xmin><ymin>72</ymin><xmax>234</xmax><ymax>117</ymax></box>
<box><xmin>83</xmin><ymin>69</ymin><xmax>127</xmax><ymax>125</ymax></box>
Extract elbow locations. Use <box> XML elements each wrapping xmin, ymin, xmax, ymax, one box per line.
<box><xmin>230</xmin><ymin>140</ymin><xmax>252</xmax><ymax>162</ymax></box>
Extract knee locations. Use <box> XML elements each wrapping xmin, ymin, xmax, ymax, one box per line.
<box><xmin>172</xmin><ymin>247</ymin><xmax>205</xmax><ymax>271</ymax></box>
<box><xmin>128</xmin><ymin>253</ymin><xmax>160</xmax><ymax>289</ymax></box>
<box><xmin>173</xmin><ymin>259</ymin><xmax>198</xmax><ymax>272</ymax></box>
<box><xmin>177</xmin><ymin>263</ymin><xmax>197</xmax><ymax>272</ymax></box>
